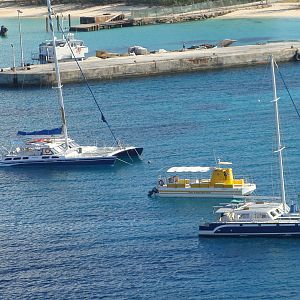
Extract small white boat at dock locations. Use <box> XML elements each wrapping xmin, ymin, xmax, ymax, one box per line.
<box><xmin>32</xmin><ymin>33</ymin><xmax>88</xmax><ymax>63</ymax></box>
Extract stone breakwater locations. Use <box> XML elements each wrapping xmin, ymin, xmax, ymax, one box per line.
<box><xmin>0</xmin><ymin>42</ymin><xmax>299</xmax><ymax>87</ymax></box>
<box><xmin>133</xmin><ymin>9</ymin><xmax>234</xmax><ymax>25</ymax></box>
<box><xmin>131</xmin><ymin>3</ymin><xmax>269</xmax><ymax>25</ymax></box>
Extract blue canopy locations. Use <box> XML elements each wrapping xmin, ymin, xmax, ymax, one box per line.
<box><xmin>17</xmin><ymin>127</ymin><xmax>62</xmax><ymax>136</ymax></box>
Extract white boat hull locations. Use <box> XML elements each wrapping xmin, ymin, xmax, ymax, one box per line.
<box><xmin>0</xmin><ymin>146</ymin><xmax>143</xmax><ymax>167</ymax></box>
<box><xmin>0</xmin><ymin>156</ymin><xmax>116</xmax><ymax>166</ymax></box>
<box><xmin>155</xmin><ymin>184</ymin><xmax>256</xmax><ymax>198</ymax></box>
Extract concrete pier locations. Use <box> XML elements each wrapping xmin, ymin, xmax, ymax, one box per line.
<box><xmin>1</xmin><ymin>42</ymin><xmax>299</xmax><ymax>87</ymax></box>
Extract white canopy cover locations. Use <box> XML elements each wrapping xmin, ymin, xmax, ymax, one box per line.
<box><xmin>218</xmin><ymin>161</ymin><xmax>232</xmax><ymax>165</ymax></box>
<box><xmin>167</xmin><ymin>166</ymin><xmax>211</xmax><ymax>173</ymax></box>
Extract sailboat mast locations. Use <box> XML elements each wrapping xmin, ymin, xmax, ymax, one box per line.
<box><xmin>271</xmin><ymin>55</ymin><xmax>287</xmax><ymax>211</ymax></box>
<box><xmin>46</xmin><ymin>0</ymin><xmax>69</xmax><ymax>149</ymax></box>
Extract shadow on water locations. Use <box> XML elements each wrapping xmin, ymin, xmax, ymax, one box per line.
<box><xmin>154</xmin><ymin>196</ymin><xmax>222</xmax><ymax>207</ymax></box>
<box><xmin>152</xmin><ymin>196</ymin><xmax>222</xmax><ymax>222</ymax></box>
<box><xmin>0</xmin><ymin>159</ymin><xmax>144</xmax><ymax>180</ymax></box>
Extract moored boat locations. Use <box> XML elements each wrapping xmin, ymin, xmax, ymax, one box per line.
<box><xmin>32</xmin><ymin>33</ymin><xmax>88</xmax><ymax>64</ymax></box>
<box><xmin>0</xmin><ymin>0</ymin><xmax>143</xmax><ymax>167</ymax></box>
<box><xmin>0</xmin><ymin>25</ymin><xmax>8</xmax><ymax>37</ymax></box>
<box><xmin>199</xmin><ymin>56</ymin><xmax>300</xmax><ymax>237</ymax></box>
<box><xmin>148</xmin><ymin>160</ymin><xmax>256</xmax><ymax>198</ymax></box>
<box><xmin>0</xmin><ymin>133</ymin><xmax>143</xmax><ymax>167</ymax></box>
<box><xmin>199</xmin><ymin>200</ymin><xmax>300</xmax><ymax>237</ymax></box>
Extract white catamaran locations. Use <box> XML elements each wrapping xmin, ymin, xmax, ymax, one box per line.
<box><xmin>0</xmin><ymin>0</ymin><xmax>142</xmax><ymax>167</ymax></box>
<box><xmin>199</xmin><ymin>56</ymin><xmax>300</xmax><ymax>237</ymax></box>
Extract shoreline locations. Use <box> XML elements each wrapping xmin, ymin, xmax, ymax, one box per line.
<box><xmin>0</xmin><ymin>2</ymin><xmax>300</xmax><ymax>19</ymax></box>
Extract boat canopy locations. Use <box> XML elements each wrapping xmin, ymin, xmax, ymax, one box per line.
<box><xmin>167</xmin><ymin>166</ymin><xmax>211</xmax><ymax>173</ymax></box>
<box><xmin>218</xmin><ymin>161</ymin><xmax>232</xmax><ymax>165</ymax></box>
<box><xmin>17</xmin><ymin>127</ymin><xmax>62</xmax><ymax>136</ymax></box>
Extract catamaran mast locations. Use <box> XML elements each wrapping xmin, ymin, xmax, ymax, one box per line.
<box><xmin>271</xmin><ymin>55</ymin><xmax>287</xmax><ymax>211</ymax></box>
<box><xmin>46</xmin><ymin>0</ymin><xmax>69</xmax><ymax>149</ymax></box>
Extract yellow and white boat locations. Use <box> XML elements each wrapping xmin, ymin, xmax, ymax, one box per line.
<box><xmin>148</xmin><ymin>161</ymin><xmax>256</xmax><ymax>199</ymax></box>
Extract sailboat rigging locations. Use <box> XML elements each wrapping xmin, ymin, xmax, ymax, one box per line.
<box><xmin>0</xmin><ymin>0</ymin><xmax>143</xmax><ymax>167</ymax></box>
<box><xmin>199</xmin><ymin>56</ymin><xmax>300</xmax><ymax>237</ymax></box>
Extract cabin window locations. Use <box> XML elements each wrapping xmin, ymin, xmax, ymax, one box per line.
<box><xmin>22</xmin><ymin>157</ymin><xmax>29</xmax><ymax>160</ymax></box>
<box><xmin>240</xmin><ymin>214</ymin><xmax>249</xmax><ymax>219</ymax></box>
<box><xmin>51</xmin><ymin>156</ymin><xmax>59</xmax><ymax>159</ymax></box>
<box><xmin>270</xmin><ymin>211</ymin><xmax>276</xmax><ymax>217</ymax></box>
<box><xmin>13</xmin><ymin>157</ymin><xmax>21</xmax><ymax>160</ymax></box>
<box><xmin>261</xmin><ymin>214</ymin><xmax>268</xmax><ymax>218</ymax></box>
<box><xmin>42</xmin><ymin>156</ymin><xmax>50</xmax><ymax>159</ymax></box>
<box><xmin>4</xmin><ymin>158</ymin><xmax>12</xmax><ymax>160</ymax></box>
<box><xmin>43</xmin><ymin>149</ymin><xmax>53</xmax><ymax>155</ymax></box>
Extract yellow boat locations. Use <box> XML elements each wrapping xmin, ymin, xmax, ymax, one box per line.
<box><xmin>149</xmin><ymin>161</ymin><xmax>256</xmax><ymax>198</ymax></box>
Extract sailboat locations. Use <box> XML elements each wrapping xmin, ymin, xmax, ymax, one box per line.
<box><xmin>0</xmin><ymin>0</ymin><xmax>143</xmax><ymax>167</ymax></box>
<box><xmin>199</xmin><ymin>56</ymin><xmax>300</xmax><ymax>237</ymax></box>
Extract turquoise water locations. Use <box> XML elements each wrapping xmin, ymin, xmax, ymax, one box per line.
<box><xmin>1</xmin><ymin>17</ymin><xmax>300</xmax><ymax>298</ymax></box>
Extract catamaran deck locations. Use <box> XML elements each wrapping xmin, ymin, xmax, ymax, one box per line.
<box><xmin>1</xmin><ymin>41</ymin><xmax>300</xmax><ymax>86</ymax></box>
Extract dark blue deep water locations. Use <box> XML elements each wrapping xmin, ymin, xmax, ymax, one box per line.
<box><xmin>2</xmin><ymin>16</ymin><xmax>300</xmax><ymax>299</ymax></box>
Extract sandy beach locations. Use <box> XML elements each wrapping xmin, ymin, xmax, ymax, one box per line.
<box><xmin>220</xmin><ymin>2</ymin><xmax>300</xmax><ymax>18</ymax></box>
<box><xmin>0</xmin><ymin>2</ymin><xmax>148</xmax><ymax>18</ymax></box>
<box><xmin>0</xmin><ymin>1</ymin><xmax>300</xmax><ymax>18</ymax></box>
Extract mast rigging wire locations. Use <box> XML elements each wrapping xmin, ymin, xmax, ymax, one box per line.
<box><xmin>53</xmin><ymin>16</ymin><xmax>120</xmax><ymax>147</ymax></box>
<box><xmin>275</xmin><ymin>62</ymin><xmax>300</xmax><ymax>120</ymax></box>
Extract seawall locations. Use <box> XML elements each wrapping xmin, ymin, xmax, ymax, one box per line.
<box><xmin>0</xmin><ymin>42</ymin><xmax>299</xmax><ymax>86</ymax></box>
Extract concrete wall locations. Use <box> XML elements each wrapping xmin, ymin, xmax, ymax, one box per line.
<box><xmin>0</xmin><ymin>42</ymin><xmax>299</xmax><ymax>86</ymax></box>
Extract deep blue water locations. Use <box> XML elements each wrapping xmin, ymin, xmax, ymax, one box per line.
<box><xmin>1</xmin><ymin>16</ymin><xmax>300</xmax><ymax>299</ymax></box>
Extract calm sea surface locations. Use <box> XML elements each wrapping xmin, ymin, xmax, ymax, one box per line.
<box><xmin>1</xmin><ymin>16</ymin><xmax>300</xmax><ymax>299</ymax></box>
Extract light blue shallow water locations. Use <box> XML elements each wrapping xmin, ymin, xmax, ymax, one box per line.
<box><xmin>1</xmin><ymin>17</ymin><xmax>300</xmax><ymax>299</ymax></box>
<box><xmin>1</xmin><ymin>16</ymin><xmax>300</xmax><ymax>67</ymax></box>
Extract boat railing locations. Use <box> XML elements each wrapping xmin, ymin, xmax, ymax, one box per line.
<box><xmin>31</xmin><ymin>51</ymin><xmax>53</xmax><ymax>63</ymax></box>
<box><xmin>234</xmin><ymin>174</ymin><xmax>255</xmax><ymax>184</ymax></box>
<box><xmin>1</xmin><ymin>145</ymin><xmax>11</xmax><ymax>155</ymax></box>
<box><xmin>31</xmin><ymin>52</ymin><xmax>40</xmax><ymax>61</ymax></box>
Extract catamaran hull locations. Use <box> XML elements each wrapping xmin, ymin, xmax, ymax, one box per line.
<box><xmin>111</xmin><ymin>147</ymin><xmax>143</xmax><ymax>159</ymax></box>
<box><xmin>0</xmin><ymin>146</ymin><xmax>143</xmax><ymax>167</ymax></box>
<box><xmin>199</xmin><ymin>222</ymin><xmax>300</xmax><ymax>237</ymax></box>
<box><xmin>0</xmin><ymin>156</ymin><xmax>116</xmax><ymax>167</ymax></box>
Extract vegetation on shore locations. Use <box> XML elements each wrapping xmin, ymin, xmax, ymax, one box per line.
<box><xmin>14</xmin><ymin>0</ymin><xmax>218</xmax><ymax>6</ymax></box>
<box><xmin>126</xmin><ymin>0</ymin><xmax>208</xmax><ymax>5</ymax></box>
